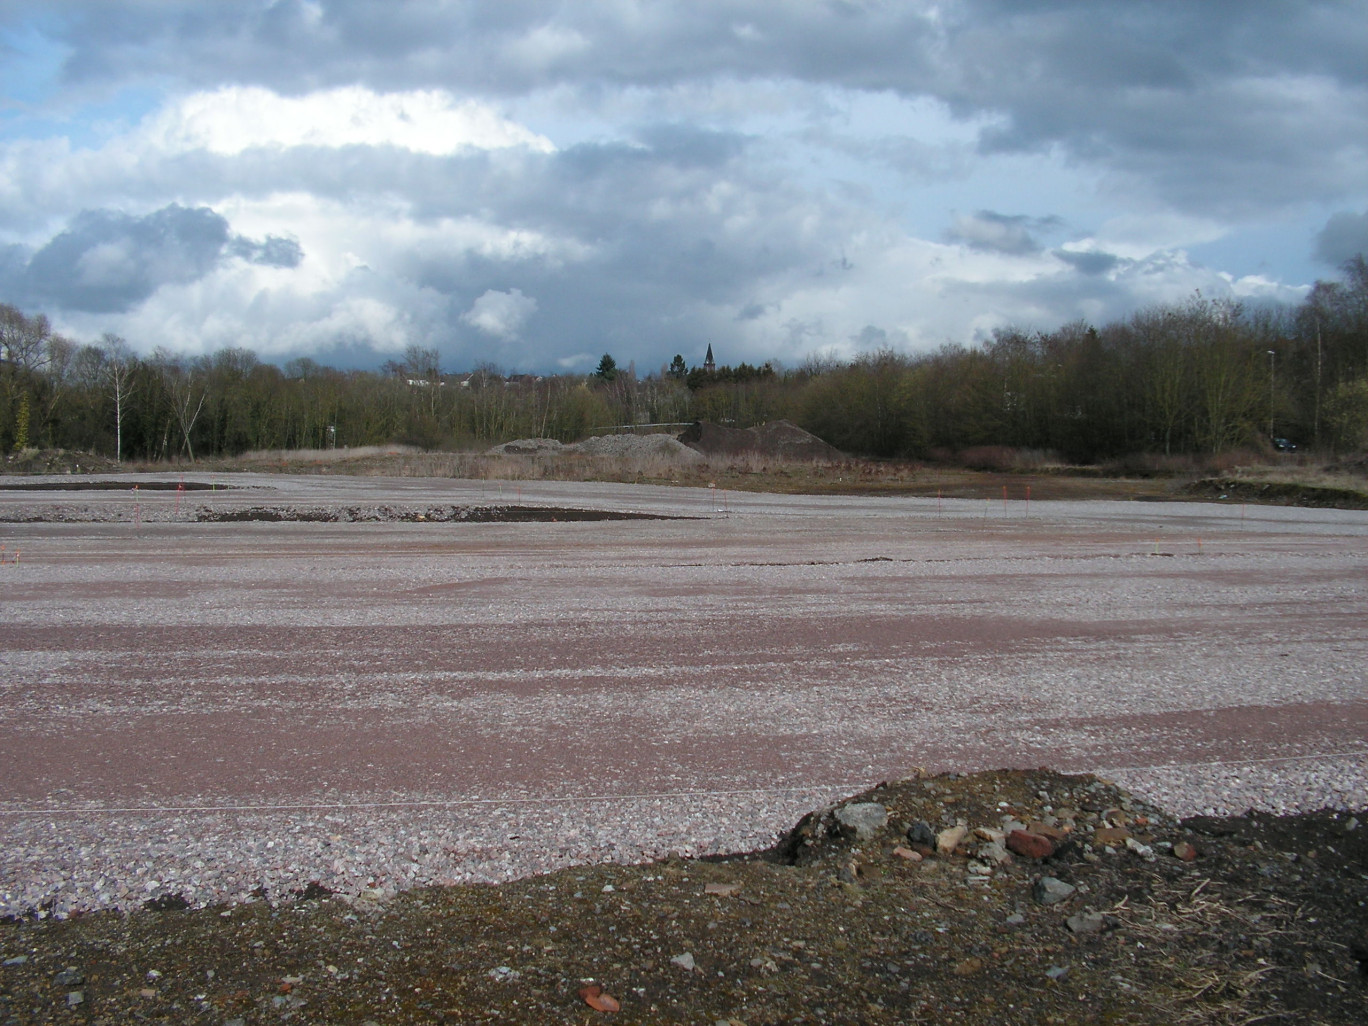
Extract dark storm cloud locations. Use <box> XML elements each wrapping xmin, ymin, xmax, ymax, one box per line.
<box><xmin>17</xmin><ymin>1</ymin><xmax>1366</xmax><ymax>216</ymax></box>
<box><xmin>16</xmin><ymin>204</ymin><xmax>303</xmax><ymax>313</ymax></box>
<box><xmin>420</xmin><ymin>134</ymin><xmax>835</xmax><ymax>365</ymax></box>
<box><xmin>23</xmin><ymin>204</ymin><xmax>230</xmax><ymax>313</ymax></box>
<box><xmin>1314</xmin><ymin>211</ymin><xmax>1368</xmax><ymax>266</ymax></box>
<box><xmin>228</xmin><ymin>234</ymin><xmax>305</xmax><ymax>268</ymax></box>
<box><xmin>1053</xmin><ymin>250</ymin><xmax>1122</xmax><ymax>276</ymax></box>
<box><xmin>946</xmin><ymin>211</ymin><xmax>1061</xmax><ymax>255</ymax></box>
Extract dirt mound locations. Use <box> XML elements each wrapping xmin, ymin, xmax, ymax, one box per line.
<box><xmin>485</xmin><ymin>438</ymin><xmax>567</xmax><ymax>456</ymax></box>
<box><xmin>1182</xmin><ymin>477</ymin><xmax>1368</xmax><ymax>509</ymax></box>
<box><xmin>485</xmin><ymin>434</ymin><xmax>706</xmax><ymax>467</ymax></box>
<box><xmin>679</xmin><ymin>419</ymin><xmax>843</xmax><ymax>462</ymax></box>
<box><xmin>1</xmin><ymin>449</ymin><xmax>121</xmax><ymax>476</ymax></box>
<box><xmin>2</xmin><ymin>769</ymin><xmax>1363</xmax><ymax>1025</ymax></box>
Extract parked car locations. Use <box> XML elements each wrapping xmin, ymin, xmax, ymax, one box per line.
<box><xmin>1272</xmin><ymin>437</ymin><xmax>1297</xmax><ymax>452</ymax></box>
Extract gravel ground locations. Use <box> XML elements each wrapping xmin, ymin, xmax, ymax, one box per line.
<box><xmin>1</xmin><ymin>474</ymin><xmax>1365</xmax><ymax>921</ymax></box>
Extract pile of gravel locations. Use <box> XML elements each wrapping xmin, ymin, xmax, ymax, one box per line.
<box><xmin>487</xmin><ymin>434</ymin><xmax>706</xmax><ymax>467</ymax></box>
<box><xmin>679</xmin><ymin>419</ymin><xmax>843</xmax><ymax>462</ymax></box>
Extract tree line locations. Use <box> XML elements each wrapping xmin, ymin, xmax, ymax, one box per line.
<box><xmin>1</xmin><ymin>256</ymin><xmax>1365</xmax><ymax>464</ymax></box>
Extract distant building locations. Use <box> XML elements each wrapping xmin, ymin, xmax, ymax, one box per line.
<box><xmin>703</xmin><ymin>343</ymin><xmax>715</xmax><ymax>373</ymax></box>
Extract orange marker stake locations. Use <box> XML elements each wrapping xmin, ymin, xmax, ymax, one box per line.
<box><xmin>1025</xmin><ymin>484</ymin><xmax>1031</xmax><ymax>518</ymax></box>
<box><xmin>1002</xmin><ymin>484</ymin><xmax>1008</xmax><ymax>515</ymax></box>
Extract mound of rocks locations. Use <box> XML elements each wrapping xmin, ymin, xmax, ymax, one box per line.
<box><xmin>487</xmin><ymin>433</ymin><xmax>706</xmax><ymax>467</ymax></box>
<box><xmin>3</xmin><ymin>768</ymin><xmax>1363</xmax><ymax>1025</ymax></box>
<box><xmin>678</xmin><ymin>419</ymin><xmax>843</xmax><ymax>462</ymax></box>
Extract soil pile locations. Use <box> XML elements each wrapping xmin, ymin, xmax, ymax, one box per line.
<box><xmin>1</xmin><ymin>449</ymin><xmax>120</xmax><ymax>476</ymax></box>
<box><xmin>3</xmin><ymin>769</ymin><xmax>1363</xmax><ymax>1025</ymax></box>
<box><xmin>1182</xmin><ymin>478</ymin><xmax>1368</xmax><ymax>509</ymax></box>
<box><xmin>487</xmin><ymin>434</ymin><xmax>706</xmax><ymax>467</ymax></box>
<box><xmin>678</xmin><ymin>420</ymin><xmax>843</xmax><ymax>462</ymax></box>
<box><xmin>484</xmin><ymin>439</ymin><xmax>566</xmax><ymax>456</ymax></box>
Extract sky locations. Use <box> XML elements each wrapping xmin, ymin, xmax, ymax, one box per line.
<box><xmin>1</xmin><ymin>1</ymin><xmax>1365</xmax><ymax>375</ymax></box>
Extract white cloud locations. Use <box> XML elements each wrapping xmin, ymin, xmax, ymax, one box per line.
<box><xmin>142</xmin><ymin>85</ymin><xmax>555</xmax><ymax>157</ymax></box>
<box><xmin>3</xmin><ymin>1</ymin><xmax>1363</xmax><ymax>372</ymax></box>
<box><xmin>504</xmin><ymin>23</ymin><xmax>591</xmax><ymax>71</ymax></box>
<box><xmin>461</xmin><ymin>288</ymin><xmax>538</xmax><ymax>341</ymax></box>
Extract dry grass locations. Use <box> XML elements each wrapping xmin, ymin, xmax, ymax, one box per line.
<box><xmin>1107</xmin><ymin>879</ymin><xmax>1299</xmax><ymax>1025</ymax></box>
<box><xmin>144</xmin><ymin>441</ymin><xmax>1368</xmax><ymax>506</ymax></box>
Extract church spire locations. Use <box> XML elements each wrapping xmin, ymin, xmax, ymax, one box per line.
<box><xmin>703</xmin><ymin>343</ymin><xmax>715</xmax><ymax>373</ymax></box>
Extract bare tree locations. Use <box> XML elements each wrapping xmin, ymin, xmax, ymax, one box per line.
<box><xmin>99</xmin><ymin>334</ymin><xmax>137</xmax><ymax>463</ymax></box>
<box><xmin>152</xmin><ymin>348</ymin><xmax>208</xmax><ymax>461</ymax></box>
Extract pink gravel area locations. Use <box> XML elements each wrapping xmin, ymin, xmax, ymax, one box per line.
<box><xmin>1</xmin><ymin>474</ymin><xmax>1365</xmax><ymax>916</ymax></box>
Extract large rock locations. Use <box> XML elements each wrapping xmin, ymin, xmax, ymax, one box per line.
<box><xmin>936</xmin><ymin>824</ymin><xmax>968</xmax><ymax>856</ymax></box>
<box><xmin>1033</xmin><ymin>876</ymin><xmax>1077</xmax><ymax>905</ymax></box>
<box><xmin>834</xmin><ymin>803</ymin><xmax>888</xmax><ymax>841</ymax></box>
<box><xmin>907</xmin><ymin>821</ymin><xmax>937</xmax><ymax>847</ymax></box>
<box><xmin>1007</xmin><ymin>829</ymin><xmax>1055</xmax><ymax>860</ymax></box>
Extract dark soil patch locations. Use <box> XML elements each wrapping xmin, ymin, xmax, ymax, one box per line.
<box><xmin>2</xmin><ymin>769</ymin><xmax>1362</xmax><ymax>1025</ymax></box>
<box><xmin>1181</xmin><ymin>478</ymin><xmax>1368</xmax><ymax>509</ymax></box>
<box><xmin>0</xmin><ymin>480</ymin><xmax>224</xmax><ymax>492</ymax></box>
<box><xmin>1</xmin><ymin>450</ymin><xmax>121</xmax><ymax>476</ymax></box>
<box><xmin>195</xmin><ymin>504</ymin><xmax>688</xmax><ymax>524</ymax></box>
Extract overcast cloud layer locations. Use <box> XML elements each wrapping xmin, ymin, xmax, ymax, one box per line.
<box><xmin>1</xmin><ymin>1</ymin><xmax>1365</xmax><ymax>372</ymax></box>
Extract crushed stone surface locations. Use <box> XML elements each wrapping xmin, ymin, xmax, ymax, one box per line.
<box><xmin>0</xmin><ymin>474</ymin><xmax>1365</xmax><ymax>920</ymax></box>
